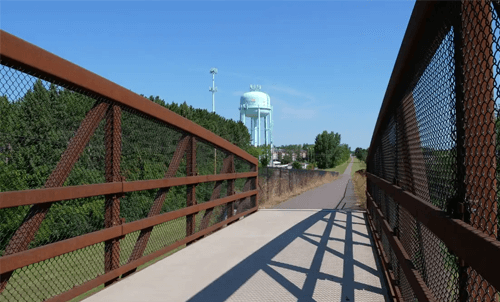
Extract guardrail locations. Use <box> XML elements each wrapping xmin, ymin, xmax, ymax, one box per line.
<box><xmin>366</xmin><ymin>1</ymin><xmax>500</xmax><ymax>301</ymax></box>
<box><xmin>0</xmin><ymin>30</ymin><xmax>258</xmax><ymax>301</ymax></box>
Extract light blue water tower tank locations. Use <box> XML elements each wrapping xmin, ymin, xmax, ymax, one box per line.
<box><xmin>239</xmin><ymin>85</ymin><xmax>273</xmax><ymax>147</ymax></box>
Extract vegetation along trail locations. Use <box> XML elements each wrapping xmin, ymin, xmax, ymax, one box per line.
<box><xmin>275</xmin><ymin>157</ymin><xmax>360</xmax><ymax>210</ymax></box>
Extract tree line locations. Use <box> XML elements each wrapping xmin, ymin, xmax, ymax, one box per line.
<box><xmin>354</xmin><ymin>147</ymin><xmax>368</xmax><ymax>163</ymax></box>
<box><xmin>252</xmin><ymin>134</ymin><xmax>354</xmax><ymax>171</ymax></box>
<box><xmin>0</xmin><ymin>80</ymin><xmax>252</xmax><ymax>252</ymax></box>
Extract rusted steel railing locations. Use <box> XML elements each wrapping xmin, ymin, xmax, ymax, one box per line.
<box><xmin>367</xmin><ymin>1</ymin><xmax>500</xmax><ymax>301</ymax></box>
<box><xmin>0</xmin><ymin>30</ymin><xmax>258</xmax><ymax>301</ymax></box>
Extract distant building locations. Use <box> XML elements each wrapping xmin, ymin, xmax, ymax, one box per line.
<box><xmin>271</xmin><ymin>148</ymin><xmax>308</xmax><ymax>162</ymax></box>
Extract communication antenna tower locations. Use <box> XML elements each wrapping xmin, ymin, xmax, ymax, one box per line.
<box><xmin>209</xmin><ymin>68</ymin><xmax>218</xmax><ymax>112</ymax></box>
<box><xmin>209</xmin><ymin>68</ymin><xmax>218</xmax><ymax>174</ymax></box>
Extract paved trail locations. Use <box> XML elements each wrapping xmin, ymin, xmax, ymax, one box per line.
<box><xmin>85</xmin><ymin>210</ymin><xmax>389</xmax><ymax>302</ymax></box>
<box><xmin>275</xmin><ymin>157</ymin><xmax>360</xmax><ymax>210</ymax></box>
<box><xmin>85</xmin><ymin>157</ymin><xmax>390</xmax><ymax>302</ymax></box>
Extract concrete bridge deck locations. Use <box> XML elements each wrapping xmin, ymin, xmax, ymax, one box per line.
<box><xmin>85</xmin><ymin>209</ymin><xmax>389</xmax><ymax>302</ymax></box>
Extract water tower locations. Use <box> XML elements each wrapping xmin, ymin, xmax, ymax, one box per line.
<box><xmin>239</xmin><ymin>85</ymin><xmax>273</xmax><ymax>147</ymax></box>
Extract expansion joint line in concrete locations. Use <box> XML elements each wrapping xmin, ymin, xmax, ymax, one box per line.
<box><xmin>335</xmin><ymin>178</ymin><xmax>351</xmax><ymax>210</ymax></box>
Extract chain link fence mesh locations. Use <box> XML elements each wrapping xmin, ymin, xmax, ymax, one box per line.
<box><xmin>0</xmin><ymin>40</ymin><xmax>257</xmax><ymax>300</ymax></box>
<box><xmin>368</xmin><ymin>1</ymin><xmax>500</xmax><ymax>301</ymax></box>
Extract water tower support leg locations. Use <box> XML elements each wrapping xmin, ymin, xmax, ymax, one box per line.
<box><xmin>258</xmin><ymin>107</ymin><xmax>261</xmax><ymax>147</ymax></box>
<box><xmin>264</xmin><ymin>116</ymin><xmax>268</xmax><ymax>145</ymax></box>
<box><xmin>254</xmin><ymin>118</ymin><xmax>258</xmax><ymax>147</ymax></box>
<box><xmin>250</xmin><ymin>118</ymin><xmax>254</xmax><ymax>146</ymax></box>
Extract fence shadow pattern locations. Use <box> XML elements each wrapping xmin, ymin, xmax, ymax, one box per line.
<box><xmin>367</xmin><ymin>1</ymin><xmax>500</xmax><ymax>302</ymax></box>
<box><xmin>0</xmin><ymin>31</ymin><xmax>258</xmax><ymax>301</ymax></box>
<box><xmin>187</xmin><ymin>210</ymin><xmax>387</xmax><ymax>302</ymax></box>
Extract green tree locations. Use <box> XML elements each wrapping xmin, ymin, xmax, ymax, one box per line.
<box><xmin>354</xmin><ymin>147</ymin><xmax>368</xmax><ymax>162</ymax></box>
<box><xmin>0</xmin><ymin>83</ymin><xmax>254</xmax><ymax>252</ymax></box>
<box><xmin>313</xmin><ymin>131</ymin><xmax>350</xmax><ymax>169</ymax></box>
<box><xmin>292</xmin><ymin>161</ymin><xmax>302</xmax><ymax>170</ymax></box>
<box><xmin>314</xmin><ymin>131</ymin><xmax>340</xmax><ymax>169</ymax></box>
<box><xmin>336</xmin><ymin>143</ymin><xmax>351</xmax><ymax>166</ymax></box>
<box><xmin>259</xmin><ymin>145</ymin><xmax>272</xmax><ymax>167</ymax></box>
<box><xmin>281</xmin><ymin>153</ymin><xmax>292</xmax><ymax>165</ymax></box>
<box><xmin>248</xmin><ymin>145</ymin><xmax>271</xmax><ymax>167</ymax></box>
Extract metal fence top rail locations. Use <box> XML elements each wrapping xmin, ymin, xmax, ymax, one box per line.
<box><xmin>367</xmin><ymin>1</ymin><xmax>439</xmax><ymax>162</ymax></box>
<box><xmin>0</xmin><ymin>30</ymin><xmax>258</xmax><ymax>166</ymax></box>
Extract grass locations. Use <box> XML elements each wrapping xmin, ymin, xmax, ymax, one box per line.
<box><xmin>350</xmin><ymin>157</ymin><xmax>367</xmax><ymax>208</ymax></box>
<box><xmin>350</xmin><ymin>157</ymin><xmax>366</xmax><ymax>177</ymax></box>
<box><xmin>1</xmin><ymin>208</ymin><xmax>225</xmax><ymax>302</ymax></box>
<box><xmin>324</xmin><ymin>157</ymin><xmax>352</xmax><ymax>174</ymax></box>
<box><xmin>70</xmin><ymin>244</ymin><xmax>185</xmax><ymax>302</ymax></box>
<box><xmin>352</xmin><ymin>172</ymin><xmax>367</xmax><ymax>209</ymax></box>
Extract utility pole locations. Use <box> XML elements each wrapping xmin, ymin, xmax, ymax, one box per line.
<box><xmin>209</xmin><ymin>68</ymin><xmax>218</xmax><ymax>174</ymax></box>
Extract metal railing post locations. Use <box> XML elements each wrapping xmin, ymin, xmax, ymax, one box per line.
<box><xmin>186</xmin><ymin>136</ymin><xmax>197</xmax><ymax>242</ymax></box>
<box><xmin>452</xmin><ymin>4</ymin><xmax>470</xmax><ymax>300</ymax></box>
<box><xmin>104</xmin><ymin>104</ymin><xmax>123</xmax><ymax>287</ymax></box>
<box><xmin>227</xmin><ymin>155</ymin><xmax>235</xmax><ymax>219</ymax></box>
<box><xmin>253</xmin><ymin>164</ymin><xmax>258</xmax><ymax>208</ymax></box>
<box><xmin>458</xmin><ymin>2</ymin><xmax>497</xmax><ymax>300</ymax></box>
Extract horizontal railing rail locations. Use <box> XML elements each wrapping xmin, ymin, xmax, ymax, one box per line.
<box><xmin>367</xmin><ymin>1</ymin><xmax>500</xmax><ymax>301</ymax></box>
<box><xmin>367</xmin><ymin>173</ymin><xmax>500</xmax><ymax>292</ymax></box>
<box><xmin>0</xmin><ymin>30</ymin><xmax>259</xmax><ymax>301</ymax></box>
<box><xmin>50</xmin><ymin>207</ymin><xmax>253</xmax><ymax>302</ymax></box>
<box><xmin>0</xmin><ymin>30</ymin><xmax>257</xmax><ymax>166</ymax></box>
<box><xmin>0</xmin><ymin>172</ymin><xmax>257</xmax><ymax>208</ymax></box>
<box><xmin>0</xmin><ymin>190</ymin><xmax>258</xmax><ymax>275</ymax></box>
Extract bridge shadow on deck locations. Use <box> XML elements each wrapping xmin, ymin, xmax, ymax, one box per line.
<box><xmin>188</xmin><ymin>210</ymin><xmax>389</xmax><ymax>302</ymax></box>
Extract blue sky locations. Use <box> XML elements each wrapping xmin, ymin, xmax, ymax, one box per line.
<box><xmin>1</xmin><ymin>0</ymin><xmax>415</xmax><ymax>149</ymax></box>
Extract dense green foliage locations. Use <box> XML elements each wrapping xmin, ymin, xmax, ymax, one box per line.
<box><xmin>306</xmin><ymin>162</ymin><xmax>315</xmax><ymax>170</ymax></box>
<box><xmin>280</xmin><ymin>153</ymin><xmax>293</xmax><ymax>164</ymax></box>
<box><xmin>313</xmin><ymin>131</ymin><xmax>350</xmax><ymax>169</ymax></box>
<box><xmin>248</xmin><ymin>144</ymin><xmax>271</xmax><ymax>167</ymax></box>
<box><xmin>354</xmin><ymin>147</ymin><xmax>368</xmax><ymax>163</ymax></box>
<box><xmin>0</xmin><ymin>80</ymin><xmax>252</xmax><ymax>251</ymax></box>
<box><xmin>292</xmin><ymin>161</ymin><xmax>302</xmax><ymax>170</ymax></box>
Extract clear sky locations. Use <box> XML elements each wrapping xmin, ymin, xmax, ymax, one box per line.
<box><xmin>1</xmin><ymin>0</ymin><xmax>415</xmax><ymax>149</ymax></box>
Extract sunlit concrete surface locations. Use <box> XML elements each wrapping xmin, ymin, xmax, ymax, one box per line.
<box><xmin>85</xmin><ymin>209</ymin><xmax>389</xmax><ymax>302</ymax></box>
<box><xmin>276</xmin><ymin>157</ymin><xmax>360</xmax><ymax>210</ymax></box>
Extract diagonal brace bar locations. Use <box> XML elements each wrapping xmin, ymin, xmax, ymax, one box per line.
<box><xmin>0</xmin><ymin>101</ymin><xmax>109</xmax><ymax>292</ymax></box>
<box><xmin>124</xmin><ymin>135</ymin><xmax>191</xmax><ymax>268</ymax></box>
<box><xmin>199</xmin><ymin>155</ymin><xmax>234</xmax><ymax>231</ymax></box>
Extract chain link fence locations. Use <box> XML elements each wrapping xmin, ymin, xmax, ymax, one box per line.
<box><xmin>0</xmin><ymin>32</ymin><xmax>258</xmax><ymax>301</ymax></box>
<box><xmin>367</xmin><ymin>1</ymin><xmax>500</xmax><ymax>301</ymax></box>
<box><xmin>257</xmin><ymin>167</ymin><xmax>338</xmax><ymax>207</ymax></box>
